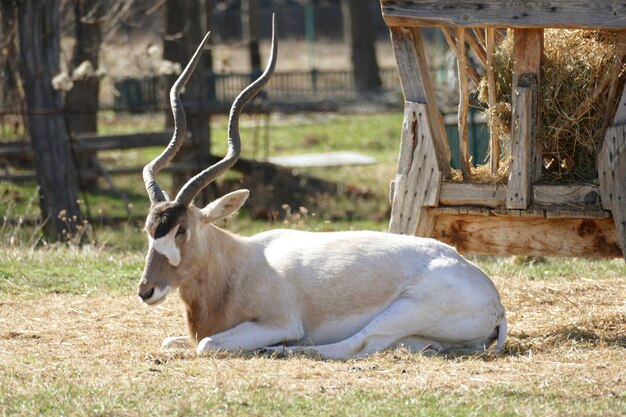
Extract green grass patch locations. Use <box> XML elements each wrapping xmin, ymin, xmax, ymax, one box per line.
<box><xmin>476</xmin><ymin>256</ymin><xmax>626</xmax><ymax>281</ymax></box>
<box><xmin>0</xmin><ymin>248</ymin><xmax>142</xmax><ymax>298</ymax></box>
<box><xmin>1</xmin><ymin>366</ymin><xmax>624</xmax><ymax>417</ymax></box>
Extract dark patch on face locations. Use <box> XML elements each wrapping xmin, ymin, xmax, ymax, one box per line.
<box><xmin>146</xmin><ymin>202</ymin><xmax>188</xmax><ymax>239</ymax></box>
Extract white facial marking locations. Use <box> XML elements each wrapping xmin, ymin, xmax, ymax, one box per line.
<box><xmin>150</xmin><ymin>226</ymin><xmax>181</xmax><ymax>266</ymax></box>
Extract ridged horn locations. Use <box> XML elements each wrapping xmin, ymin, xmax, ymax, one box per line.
<box><xmin>142</xmin><ymin>31</ymin><xmax>212</xmax><ymax>204</ymax></box>
<box><xmin>174</xmin><ymin>14</ymin><xmax>277</xmax><ymax>207</ymax></box>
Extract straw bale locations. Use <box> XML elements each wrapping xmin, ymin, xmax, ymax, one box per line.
<box><xmin>478</xmin><ymin>30</ymin><xmax>624</xmax><ymax>181</ymax></box>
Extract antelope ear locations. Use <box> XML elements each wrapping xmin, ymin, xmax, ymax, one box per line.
<box><xmin>201</xmin><ymin>189</ymin><xmax>249</xmax><ymax>222</ymax></box>
<box><xmin>162</xmin><ymin>190</ymin><xmax>171</xmax><ymax>201</ymax></box>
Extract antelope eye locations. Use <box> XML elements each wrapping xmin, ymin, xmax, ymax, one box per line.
<box><xmin>176</xmin><ymin>226</ymin><xmax>187</xmax><ymax>236</ymax></box>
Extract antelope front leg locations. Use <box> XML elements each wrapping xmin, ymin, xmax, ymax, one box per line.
<box><xmin>162</xmin><ymin>336</ymin><xmax>192</xmax><ymax>348</ymax></box>
<box><xmin>196</xmin><ymin>321</ymin><xmax>303</xmax><ymax>354</ymax></box>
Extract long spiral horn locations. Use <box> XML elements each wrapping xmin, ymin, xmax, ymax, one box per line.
<box><xmin>143</xmin><ymin>31</ymin><xmax>212</xmax><ymax>204</ymax></box>
<box><xmin>174</xmin><ymin>14</ymin><xmax>277</xmax><ymax>206</ymax></box>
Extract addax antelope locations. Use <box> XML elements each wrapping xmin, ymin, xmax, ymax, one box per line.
<box><xmin>137</xmin><ymin>18</ymin><xmax>507</xmax><ymax>359</ymax></box>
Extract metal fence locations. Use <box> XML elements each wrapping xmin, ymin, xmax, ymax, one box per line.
<box><xmin>113</xmin><ymin>68</ymin><xmax>402</xmax><ymax>112</ymax></box>
<box><xmin>111</xmin><ymin>69</ymin><xmax>490</xmax><ymax>170</ymax></box>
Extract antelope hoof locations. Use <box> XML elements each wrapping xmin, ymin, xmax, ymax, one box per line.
<box><xmin>196</xmin><ymin>336</ymin><xmax>215</xmax><ymax>354</ymax></box>
<box><xmin>162</xmin><ymin>336</ymin><xmax>189</xmax><ymax>349</ymax></box>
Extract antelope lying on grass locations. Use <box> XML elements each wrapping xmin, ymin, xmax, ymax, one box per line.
<box><xmin>137</xmin><ymin>19</ymin><xmax>507</xmax><ymax>360</ymax></box>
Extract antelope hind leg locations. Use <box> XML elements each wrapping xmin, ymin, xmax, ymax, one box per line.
<box><xmin>264</xmin><ymin>298</ymin><xmax>444</xmax><ymax>360</ymax></box>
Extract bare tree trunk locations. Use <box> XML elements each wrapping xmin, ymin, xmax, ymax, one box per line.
<box><xmin>164</xmin><ymin>0</ymin><xmax>213</xmax><ymax>204</ymax></box>
<box><xmin>241</xmin><ymin>0</ymin><xmax>261</xmax><ymax>74</ymax></box>
<box><xmin>65</xmin><ymin>0</ymin><xmax>103</xmax><ymax>189</ymax></box>
<box><xmin>18</xmin><ymin>0</ymin><xmax>83</xmax><ymax>241</ymax></box>
<box><xmin>341</xmin><ymin>0</ymin><xmax>382</xmax><ymax>92</ymax></box>
<box><xmin>0</xmin><ymin>0</ymin><xmax>25</xmax><ymax>133</ymax></box>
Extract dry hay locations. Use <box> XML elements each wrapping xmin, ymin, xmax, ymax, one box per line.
<box><xmin>0</xmin><ymin>269</ymin><xmax>624</xmax><ymax>403</ymax></box>
<box><xmin>478</xmin><ymin>30</ymin><xmax>624</xmax><ymax>181</ymax></box>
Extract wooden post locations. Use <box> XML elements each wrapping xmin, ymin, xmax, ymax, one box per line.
<box><xmin>465</xmin><ymin>29</ymin><xmax>487</xmax><ymax>68</ymax></box>
<box><xmin>389</xmin><ymin>101</ymin><xmax>442</xmax><ymax>236</ymax></box>
<box><xmin>441</xmin><ymin>27</ymin><xmax>481</xmax><ymax>87</ymax></box>
<box><xmin>512</xmin><ymin>28</ymin><xmax>543</xmax><ymax>181</ymax></box>
<box><xmin>506</xmin><ymin>29</ymin><xmax>543</xmax><ymax>209</ymax></box>
<box><xmin>599</xmin><ymin>83</ymin><xmax>626</xmax><ymax>260</ymax></box>
<box><xmin>486</xmin><ymin>27</ymin><xmax>500</xmax><ymax>175</ymax></box>
<box><xmin>456</xmin><ymin>27</ymin><xmax>472</xmax><ymax>179</ymax></box>
<box><xmin>507</xmin><ymin>87</ymin><xmax>533</xmax><ymax>209</ymax></box>
<box><xmin>389</xmin><ymin>27</ymin><xmax>451</xmax><ymax>176</ymax></box>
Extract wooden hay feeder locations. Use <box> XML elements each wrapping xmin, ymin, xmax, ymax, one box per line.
<box><xmin>381</xmin><ymin>0</ymin><xmax>626</xmax><ymax>260</ymax></box>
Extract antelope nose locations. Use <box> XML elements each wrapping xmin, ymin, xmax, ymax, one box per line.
<box><xmin>139</xmin><ymin>287</ymin><xmax>155</xmax><ymax>302</ymax></box>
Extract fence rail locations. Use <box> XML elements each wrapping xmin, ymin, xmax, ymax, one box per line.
<box><xmin>112</xmin><ymin>68</ymin><xmax>402</xmax><ymax>112</ymax></box>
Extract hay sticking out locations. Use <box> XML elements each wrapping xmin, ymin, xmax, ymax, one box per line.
<box><xmin>478</xmin><ymin>30</ymin><xmax>623</xmax><ymax>181</ymax></box>
<box><xmin>451</xmin><ymin>156</ymin><xmax>511</xmax><ymax>184</ymax></box>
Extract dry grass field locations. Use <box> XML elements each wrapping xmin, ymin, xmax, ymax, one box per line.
<box><xmin>0</xmin><ymin>248</ymin><xmax>624</xmax><ymax>416</ymax></box>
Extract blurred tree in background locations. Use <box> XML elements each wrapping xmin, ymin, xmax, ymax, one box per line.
<box><xmin>17</xmin><ymin>0</ymin><xmax>83</xmax><ymax>241</ymax></box>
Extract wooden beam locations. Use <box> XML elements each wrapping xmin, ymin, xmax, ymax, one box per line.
<box><xmin>0</xmin><ymin>132</ymin><xmax>174</xmax><ymax>158</ymax></box>
<box><xmin>380</xmin><ymin>0</ymin><xmax>626</xmax><ymax>30</ymax></box>
<box><xmin>597</xmin><ymin>31</ymin><xmax>626</xmax><ymax>145</ymax></box>
<box><xmin>456</xmin><ymin>27</ymin><xmax>472</xmax><ymax>179</ymax></box>
<box><xmin>472</xmin><ymin>28</ymin><xmax>486</xmax><ymax>46</ymax></box>
<box><xmin>506</xmin><ymin>86</ymin><xmax>533</xmax><ymax>209</ymax></box>
<box><xmin>439</xmin><ymin>182</ymin><xmax>506</xmax><ymax>208</ymax></box>
<box><xmin>512</xmin><ymin>28</ymin><xmax>543</xmax><ymax>93</ymax></box>
<box><xmin>409</xmin><ymin>27</ymin><xmax>452</xmax><ymax>175</ymax></box>
<box><xmin>465</xmin><ymin>29</ymin><xmax>487</xmax><ymax>68</ymax></box>
<box><xmin>389</xmin><ymin>27</ymin><xmax>427</xmax><ymax>103</ymax></box>
<box><xmin>598</xmin><ymin>124</ymin><xmax>626</xmax><ymax>260</ymax></box>
<box><xmin>506</xmin><ymin>29</ymin><xmax>543</xmax><ymax>209</ymax></box>
<box><xmin>514</xmin><ymin>29</ymin><xmax>543</xmax><ymax>182</ymax></box>
<box><xmin>440</xmin><ymin>27</ymin><xmax>481</xmax><ymax>87</ymax></box>
<box><xmin>533</xmin><ymin>184</ymin><xmax>600</xmax><ymax>206</ymax></box>
<box><xmin>431</xmin><ymin>213</ymin><xmax>622</xmax><ymax>258</ymax></box>
<box><xmin>390</xmin><ymin>27</ymin><xmax>451</xmax><ymax>176</ymax></box>
<box><xmin>439</xmin><ymin>183</ymin><xmax>600</xmax><ymax>208</ymax></box>
<box><xmin>389</xmin><ymin>101</ymin><xmax>442</xmax><ymax>236</ymax></box>
<box><xmin>486</xmin><ymin>27</ymin><xmax>499</xmax><ymax>175</ymax></box>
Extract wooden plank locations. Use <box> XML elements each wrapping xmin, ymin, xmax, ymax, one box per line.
<box><xmin>465</xmin><ymin>29</ymin><xmax>487</xmax><ymax>68</ymax></box>
<box><xmin>390</xmin><ymin>28</ymin><xmax>451</xmax><ymax>176</ymax></box>
<box><xmin>432</xmin><ymin>214</ymin><xmax>622</xmax><ymax>258</ymax></box>
<box><xmin>389</xmin><ymin>101</ymin><xmax>442</xmax><ymax>236</ymax></box>
<box><xmin>533</xmin><ymin>184</ymin><xmax>600</xmax><ymax>206</ymax></box>
<box><xmin>380</xmin><ymin>0</ymin><xmax>626</xmax><ymax>30</ymax></box>
<box><xmin>0</xmin><ymin>141</ymin><xmax>30</xmax><ymax>158</ymax></box>
<box><xmin>409</xmin><ymin>28</ymin><xmax>452</xmax><ymax>175</ymax></box>
<box><xmin>439</xmin><ymin>182</ymin><xmax>506</xmax><ymax>208</ymax></box>
<box><xmin>515</xmin><ymin>29</ymin><xmax>543</xmax><ymax>182</ymax></box>
<box><xmin>389</xmin><ymin>27</ymin><xmax>427</xmax><ymax>103</ymax></box>
<box><xmin>0</xmin><ymin>172</ymin><xmax>36</xmax><ymax>182</ymax></box>
<box><xmin>456</xmin><ymin>27</ymin><xmax>472</xmax><ymax>179</ymax></box>
<box><xmin>544</xmin><ymin>209</ymin><xmax>609</xmax><ymax>219</ymax></box>
<box><xmin>440</xmin><ymin>27</ymin><xmax>481</xmax><ymax>87</ymax></box>
<box><xmin>74</xmin><ymin>132</ymin><xmax>174</xmax><ymax>151</ymax></box>
<box><xmin>472</xmin><ymin>28</ymin><xmax>486</xmax><ymax>46</ymax></box>
<box><xmin>598</xmin><ymin>32</ymin><xmax>626</xmax><ymax>144</ymax></box>
<box><xmin>486</xmin><ymin>27</ymin><xmax>499</xmax><ymax>174</ymax></box>
<box><xmin>0</xmin><ymin>132</ymin><xmax>174</xmax><ymax>158</ymax></box>
<box><xmin>598</xmin><ymin>124</ymin><xmax>626</xmax><ymax>259</ymax></box>
<box><xmin>611</xmin><ymin>72</ymin><xmax>626</xmax><ymax>126</ymax></box>
<box><xmin>506</xmin><ymin>86</ymin><xmax>533</xmax><ymax>209</ymax></box>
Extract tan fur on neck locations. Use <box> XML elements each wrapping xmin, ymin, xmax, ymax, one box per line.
<box><xmin>178</xmin><ymin>220</ymin><xmax>245</xmax><ymax>343</ymax></box>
